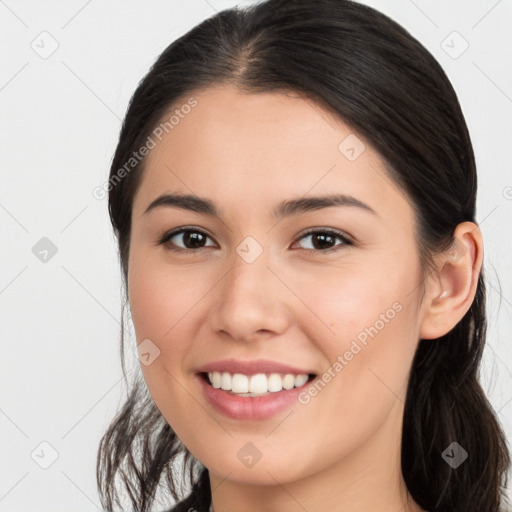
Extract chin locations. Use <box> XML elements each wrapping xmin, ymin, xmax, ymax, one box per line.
<box><xmin>200</xmin><ymin>445</ymin><xmax>316</xmax><ymax>486</ymax></box>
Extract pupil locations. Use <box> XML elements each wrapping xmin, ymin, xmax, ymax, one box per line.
<box><xmin>186</xmin><ymin>232</ymin><xmax>204</xmax><ymax>248</ymax></box>
<box><xmin>313</xmin><ymin>233</ymin><xmax>333</xmax><ymax>249</ymax></box>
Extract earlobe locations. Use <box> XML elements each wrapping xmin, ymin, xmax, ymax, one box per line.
<box><xmin>419</xmin><ymin>222</ymin><xmax>483</xmax><ymax>340</ymax></box>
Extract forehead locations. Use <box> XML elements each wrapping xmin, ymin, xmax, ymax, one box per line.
<box><xmin>132</xmin><ymin>84</ymin><xmax>412</xmax><ymax>225</ymax></box>
<box><xmin>148</xmin><ymin>84</ymin><xmax>354</xmax><ymax>168</ymax></box>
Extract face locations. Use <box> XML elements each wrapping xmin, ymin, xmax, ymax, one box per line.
<box><xmin>127</xmin><ymin>84</ymin><xmax>428</xmax><ymax>486</ymax></box>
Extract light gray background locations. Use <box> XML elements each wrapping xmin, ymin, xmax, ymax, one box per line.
<box><xmin>1</xmin><ymin>1</ymin><xmax>511</xmax><ymax>511</ymax></box>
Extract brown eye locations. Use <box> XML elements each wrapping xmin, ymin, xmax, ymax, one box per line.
<box><xmin>159</xmin><ymin>228</ymin><xmax>216</xmax><ymax>251</ymax></box>
<box><xmin>295</xmin><ymin>229</ymin><xmax>353</xmax><ymax>253</ymax></box>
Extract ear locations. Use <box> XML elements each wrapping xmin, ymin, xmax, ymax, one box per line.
<box><xmin>419</xmin><ymin>221</ymin><xmax>483</xmax><ymax>340</ymax></box>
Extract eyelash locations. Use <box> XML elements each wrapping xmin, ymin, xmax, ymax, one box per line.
<box><xmin>157</xmin><ymin>226</ymin><xmax>354</xmax><ymax>254</ymax></box>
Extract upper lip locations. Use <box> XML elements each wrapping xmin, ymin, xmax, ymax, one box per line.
<box><xmin>195</xmin><ymin>359</ymin><xmax>316</xmax><ymax>376</ymax></box>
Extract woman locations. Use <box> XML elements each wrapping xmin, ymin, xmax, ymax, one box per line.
<box><xmin>97</xmin><ymin>1</ymin><xmax>511</xmax><ymax>511</ymax></box>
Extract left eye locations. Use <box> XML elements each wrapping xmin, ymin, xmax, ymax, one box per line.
<box><xmin>293</xmin><ymin>229</ymin><xmax>352</xmax><ymax>252</ymax></box>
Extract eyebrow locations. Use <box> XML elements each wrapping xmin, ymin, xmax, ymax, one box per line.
<box><xmin>143</xmin><ymin>192</ymin><xmax>378</xmax><ymax>219</ymax></box>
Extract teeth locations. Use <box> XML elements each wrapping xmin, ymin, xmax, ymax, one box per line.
<box><xmin>249</xmin><ymin>373</ymin><xmax>267</xmax><ymax>393</ymax></box>
<box><xmin>294</xmin><ymin>373</ymin><xmax>309</xmax><ymax>387</ymax></box>
<box><xmin>206</xmin><ymin>371</ymin><xmax>311</xmax><ymax>395</ymax></box>
<box><xmin>283</xmin><ymin>374</ymin><xmax>295</xmax><ymax>390</ymax></box>
<box><xmin>268</xmin><ymin>373</ymin><xmax>282</xmax><ymax>392</ymax></box>
<box><xmin>211</xmin><ymin>371</ymin><xmax>222</xmax><ymax>389</ymax></box>
<box><xmin>232</xmin><ymin>373</ymin><xmax>249</xmax><ymax>393</ymax></box>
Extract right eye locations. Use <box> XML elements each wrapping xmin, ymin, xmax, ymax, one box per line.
<box><xmin>158</xmin><ymin>227</ymin><xmax>217</xmax><ymax>252</ymax></box>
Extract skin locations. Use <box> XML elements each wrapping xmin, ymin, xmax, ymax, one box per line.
<box><xmin>127</xmin><ymin>84</ymin><xmax>483</xmax><ymax>512</ymax></box>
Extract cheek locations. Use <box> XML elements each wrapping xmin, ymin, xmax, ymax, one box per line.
<box><xmin>291</xmin><ymin>256</ymin><xmax>420</xmax><ymax>405</ymax></box>
<box><xmin>127</xmin><ymin>250</ymin><xmax>209</xmax><ymax>343</ymax></box>
<box><xmin>285</xmin><ymin>268</ymin><xmax>420</xmax><ymax>474</ymax></box>
<box><xmin>127</xmin><ymin>254</ymin><xmax>207</xmax><ymax>442</ymax></box>
<box><xmin>292</xmin><ymin>257</ymin><xmax>413</xmax><ymax>348</ymax></box>
<box><xmin>127</xmin><ymin>252</ymin><xmax>214</xmax><ymax>410</ymax></box>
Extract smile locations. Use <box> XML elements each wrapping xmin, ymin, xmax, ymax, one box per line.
<box><xmin>206</xmin><ymin>371</ymin><xmax>311</xmax><ymax>396</ymax></box>
<box><xmin>197</xmin><ymin>370</ymin><xmax>317</xmax><ymax>421</ymax></box>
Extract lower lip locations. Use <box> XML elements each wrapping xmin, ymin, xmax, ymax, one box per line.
<box><xmin>197</xmin><ymin>374</ymin><xmax>312</xmax><ymax>421</ymax></box>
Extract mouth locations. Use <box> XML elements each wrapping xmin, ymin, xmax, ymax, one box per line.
<box><xmin>195</xmin><ymin>359</ymin><xmax>318</xmax><ymax>420</ymax></box>
<box><xmin>199</xmin><ymin>371</ymin><xmax>317</xmax><ymax>397</ymax></box>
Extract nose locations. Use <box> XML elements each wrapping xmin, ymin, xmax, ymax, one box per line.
<box><xmin>208</xmin><ymin>247</ymin><xmax>293</xmax><ymax>343</ymax></box>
